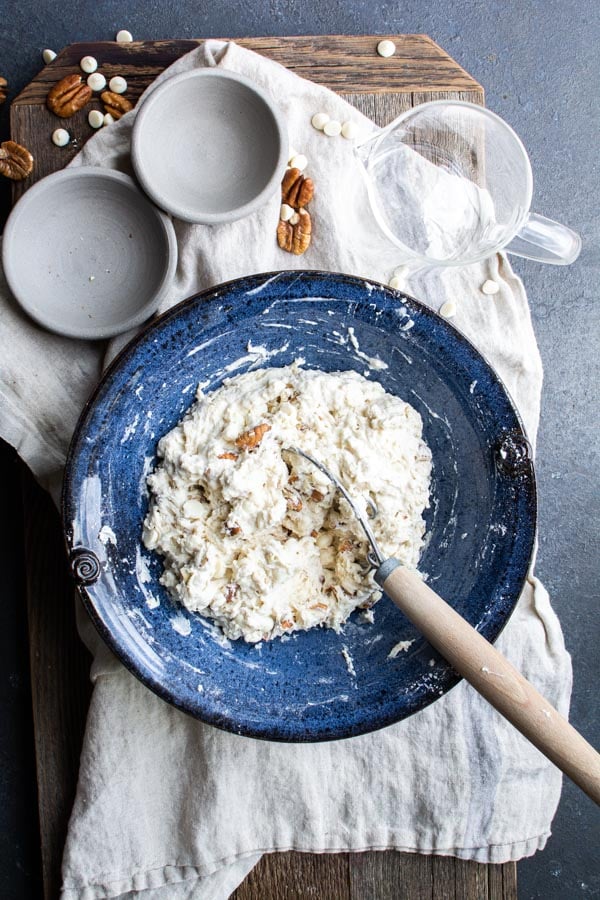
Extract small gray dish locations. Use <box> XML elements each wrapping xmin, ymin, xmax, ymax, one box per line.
<box><xmin>2</xmin><ymin>168</ymin><xmax>177</xmax><ymax>340</ymax></box>
<box><xmin>131</xmin><ymin>69</ymin><xmax>289</xmax><ymax>224</ymax></box>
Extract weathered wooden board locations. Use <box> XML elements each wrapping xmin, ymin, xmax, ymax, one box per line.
<box><xmin>11</xmin><ymin>35</ymin><xmax>483</xmax><ymax>202</ymax></box>
<box><xmin>12</xmin><ymin>34</ymin><xmax>513</xmax><ymax>900</ymax></box>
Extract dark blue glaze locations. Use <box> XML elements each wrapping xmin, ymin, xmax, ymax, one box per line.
<box><xmin>62</xmin><ymin>271</ymin><xmax>536</xmax><ymax>742</ymax></box>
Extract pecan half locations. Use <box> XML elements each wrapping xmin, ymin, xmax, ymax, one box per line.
<box><xmin>234</xmin><ymin>423</ymin><xmax>271</xmax><ymax>450</ymax></box>
<box><xmin>101</xmin><ymin>91</ymin><xmax>133</xmax><ymax>120</ymax></box>
<box><xmin>281</xmin><ymin>167</ymin><xmax>314</xmax><ymax>208</ymax></box>
<box><xmin>0</xmin><ymin>77</ymin><xmax>7</xmax><ymax>105</ymax></box>
<box><xmin>0</xmin><ymin>141</ymin><xmax>34</xmax><ymax>181</ymax></box>
<box><xmin>277</xmin><ymin>208</ymin><xmax>312</xmax><ymax>255</ymax></box>
<box><xmin>47</xmin><ymin>74</ymin><xmax>92</xmax><ymax>118</ymax></box>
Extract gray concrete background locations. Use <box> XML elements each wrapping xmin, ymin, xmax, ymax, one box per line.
<box><xmin>0</xmin><ymin>1</ymin><xmax>598</xmax><ymax>897</ymax></box>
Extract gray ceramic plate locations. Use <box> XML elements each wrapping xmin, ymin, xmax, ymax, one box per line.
<box><xmin>131</xmin><ymin>69</ymin><xmax>288</xmax><ymax>224</ymax></box>
<box><xmin>2</xmin><ymin>168</ymin><xmax>177</xmax><ymax>340</ymax></box>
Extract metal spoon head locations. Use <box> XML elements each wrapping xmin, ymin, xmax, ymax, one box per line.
<box><xmin>284</xmin><ymin>446</ymin><xmax>385</xmax><ymax>567</ymax></box>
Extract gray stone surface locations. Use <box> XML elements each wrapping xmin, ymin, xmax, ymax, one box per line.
<box><xmin>0</xmin><ymin>3</ymin><xmax>597</xmax><ymax>898</ymax></box>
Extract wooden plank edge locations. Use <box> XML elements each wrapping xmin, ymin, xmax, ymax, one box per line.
<box><xmin>12</xmin><ymin>34</ymin><xmax>483</xmax><ymax>105</ymax></box>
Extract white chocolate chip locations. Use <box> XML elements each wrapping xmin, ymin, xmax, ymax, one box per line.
<box><xmin>323</xmin><ymin>119</ymin><xmax>342</xmax><ymax>137</ymax></box>
<box><xmin>393</xmin><ymin>265</ymin><xmax>408</xmax><ymax>277</ymax></box>
<box><xmin>481</xmin><ymin>279</ymin><xmax>500</xmax><ymax>295</ymax></box>
<box><xmin>287</xmin><ymin>146</ymin><xmax>298</xmax><ymax>163</ymax></box>
<box><xmin>42</xmin><ymin>49</ymin><xmax>57</xmax><ymax>64</ymax></box>
<box><xmin>311</xmin><ymin>112</ymin><xmax>330</xmax><ymax>131</ymax></box>
<box><xmin>289</xmin><ymin>212</ymin><xmax>300</xmax><ymax>225</ymax></box>
<box><xmin>89</xmin><ymin>275</ymin><xmax>95</xmax><ymax>282</ymax></box>
<box><xmin>377</xmin><ymin>41</ymin><xmax>396</xmax><ymax>57</ymax></box>
<box><xmin>80</xmin><ymin>56</ymin><xmax>98</xmax><ymax>74</ymax></box>
<box><xmin>440</xmin><ymin>299</ymin><xmax>457</xmax><ymax>318</ymax></box>
<box><xmin>103</xmin><ymin>113</ymin><xmax>115</xmax><ymax>126</ymax></box>
<box><xmin>388</xmin><ymin>275</ymin><xmax>405</xmax><ymax>290</ymax></box>
<box><xmin>183</xmin><ymin>499</ymin><xmax>205</xmax><ymax>519</ymax></box>
<box><xmin>109</xmin><ymin>76</ymin><xmax>128</xmax><ymax>94</ymax></box>
<box><xmin>290</xmin><ymin>154</ymin><xmax>308</xmax><ymax>172</ymax></box>
<box><xmin>377</xmin><ymin>39</ymin><xmax>396</xmax><ymax>58</ymax></box>
<box><xmin>88</xmin><ymin>109</ymin><xmax>104</xmax><ymax>129</ymax></box>
<box><xmin>87</xmin><ymin>72</ymin><xmax>106</xmax><ymax>91</ymax></box>
<box><xmin>51</xmin><ymin>128</ymin><xmax>70</xmax><ymax>147</ymax></box>
<box><xmin>280</xmin><ymin>203</ymin><xmax>294</xmax><ymax>222</ymax></box>
<box><xmin>341</xmin><ymin>120</ymin><xmax>359</xmax><ymax>140</ymax></box>
<box><xmin>116</xmin><ymin>29</ymin><xmax>133</xmax><ymax>43</ymax></box>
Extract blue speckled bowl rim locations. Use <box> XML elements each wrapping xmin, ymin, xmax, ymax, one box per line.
<box><xmin>62</xmin><ymin>270</ymin><xmax>537</xmax><ymax>741</ymax></box>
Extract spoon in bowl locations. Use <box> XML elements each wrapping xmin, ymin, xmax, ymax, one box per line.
<box><xmin>286</xmin><ymin>446</ymin><xmax>600</xmax><ymax>805</ymax></box>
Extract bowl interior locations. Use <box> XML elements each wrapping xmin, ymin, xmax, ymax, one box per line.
<box><xmin>132</xmin><ymin>71</ymin><xmax>285</xmax><ymax>220</ymax></box>
<box><xmin>3</xmin><ymin>169</ymin><xmax>174</xmax><ymax>339</ymax></box>
<box><xmin>63</xmin><ymin>272</ymin><xmax>536</xmax><ymax>741</ymax></box>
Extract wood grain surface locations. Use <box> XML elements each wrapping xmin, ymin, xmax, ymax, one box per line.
<box><xmin>12</xmin><ymin>35</ymin><xmax>513</xmax><ymax>900</ymax></box>
<box><xmin>10</xmin><ymin>35</ymin><xmax>483</xmax><ymax>203</ymax></box>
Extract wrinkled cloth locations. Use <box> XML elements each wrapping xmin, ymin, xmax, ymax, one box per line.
<box><xmin>0</xmin><ymin>41</ymin><xmax>572</xmax><ymax>900</ymax></box>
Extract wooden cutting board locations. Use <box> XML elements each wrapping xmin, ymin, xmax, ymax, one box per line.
<box><xmin>11</xmin><ymin>35</ymin><xmax>515</xmax><ymax>900</ymax></box>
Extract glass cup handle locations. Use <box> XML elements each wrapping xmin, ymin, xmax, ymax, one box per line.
<box><xmin>505</xmin><ymin>213</ymin><xmax>581</xmax><ymax>266</ymax></box>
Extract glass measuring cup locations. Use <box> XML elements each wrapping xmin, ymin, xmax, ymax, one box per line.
<box><xmin>355</xmin><ymin>100</ymin><xmax>581</xmax><ymax>269</ymax></box>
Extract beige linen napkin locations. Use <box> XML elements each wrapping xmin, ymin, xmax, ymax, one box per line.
<box><xmin>0</xmin><ymin>41</ymin><xmax>572</xmax><ymax>900</ymax></box>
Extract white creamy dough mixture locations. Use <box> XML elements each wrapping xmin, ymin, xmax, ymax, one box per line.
<box><xmin>143</xmin><ymin>363</ymin><xmax>432</xmax><ymax>643</ymax></box>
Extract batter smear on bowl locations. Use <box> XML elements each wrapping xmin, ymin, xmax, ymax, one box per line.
<box><xmin>143</xmin><ymin>363</ymin><xmax>432</xmax><ymax>643</ymax></box>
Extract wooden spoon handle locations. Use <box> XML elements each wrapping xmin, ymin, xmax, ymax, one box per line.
<box><xmin>378</xmin><ymin>562</ymin><xmax>600</xmax><ymax>805</ymax></box>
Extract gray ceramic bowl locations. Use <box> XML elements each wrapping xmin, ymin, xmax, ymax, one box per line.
<box><xmin>2</xmin><ymin>168</ymin><xmax>177</xmax><ymax>340</ymax></box>
<box><xmin>131</xmin><ymin>69</ymin><xmax>289</xmax><ymax>224</ymax></box>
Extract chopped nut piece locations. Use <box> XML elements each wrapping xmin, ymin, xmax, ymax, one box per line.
<box><xmin>101</xmin><ymin>90</ymin><xmax>133</xmax><ymax>120</ymax></box>
<box><xmin>310</xmin><ymin>530</ymin><xmax>319</xmax><ymax>539</ymax></box>
<box><xmin>277</xmin><ymin>208</ymin><xmax>312</xmax><ymax>255</ymax></box>
<box><xmin>226</xmin><ymin>524</ymin><xmax>241</xmax><ymax>536</ymax></box>
<box><xmin>234</xmin><ymin>422</ymin><xmax>271</xmax><ymax>450</ymax></box>
<box><xmin>284</xmin><ymin>491</ymin><xmax>303</xmax><ymax>511</ymax></box>
<box><xmin>310</xmin><ymin>489</ymin><xmax>325</xmax><ymax>502</ymax></box>
<box><xmin>0</xmin><ymin>141</ymin><xmax>34</xmax><ymax>181</ymax></box>
<box><xmin>0</xmin><ymin>77</ymin><xmax>7</xmax><ymax>105</ymax></box>
<box><xmin>47</xmin><ymin>74</ymin><xmax>92</xmax><ymax>118</ymax></box>
<box><xmin>281</xmin><ymin>167</ymin><xmax>314</xmax><ymax>208</ymax></box>
<box><xmin>339</xmin><ymin>539</ymin><xmax>353</xmax><ymax>552</ymax></box>
<box><xmin>281</xmin><ymin>618</ymin><xmax>294</xmax><ymax>628</ymax></box>
<box><xmin>224</xmin><ymin>584</ymin><xmax>239</xmax><ymax>603</ymax></box>
<box><xmin>217</xmin><ymin>451</ymin><xmax>238</xmax><ymax>460</ymax></box>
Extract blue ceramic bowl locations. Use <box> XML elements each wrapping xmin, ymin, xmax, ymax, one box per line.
<box><xmin>63</xmin><ymin>271</ymin><xmax>536</xmax><ymax>741</ymax></box>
